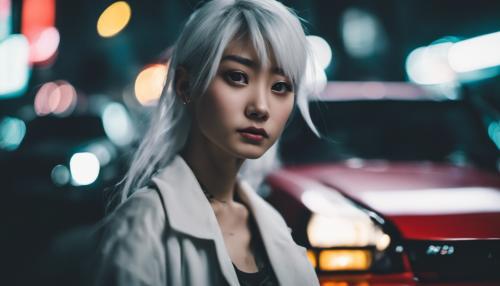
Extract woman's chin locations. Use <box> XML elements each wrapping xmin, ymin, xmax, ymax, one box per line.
<box><xmin>232</xmin><ymin>145</ymin><xmax>268</xmax><ymax>160</ymax></box>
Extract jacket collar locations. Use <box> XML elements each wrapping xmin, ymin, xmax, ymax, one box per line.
<box><xmin>151</xmin><ymin>155</ymin><xmax>312</xmax><ymax>286</ymax></box>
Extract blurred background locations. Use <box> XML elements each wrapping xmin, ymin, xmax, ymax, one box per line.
<box><xmin>1</xmin><ymin>0</ymin><xmax>499</xmax><ymax>284</ymax></box>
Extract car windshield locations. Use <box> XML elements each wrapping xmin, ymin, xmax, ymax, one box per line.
<box><xmin>280</xmin><ymin>99</ymin><xmax>499</xmax><ymax>170</ymax></box>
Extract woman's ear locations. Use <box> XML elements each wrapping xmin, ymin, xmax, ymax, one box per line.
<box><xmin>174</xmin><ymin>66</ymin><xmax>191</xmax><ymax>104</ymax></box>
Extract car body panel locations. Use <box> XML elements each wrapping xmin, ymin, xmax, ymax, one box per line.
<box><xmin>279</xmin><ymin>162</ymin><xmax>500</xmax><ymax>240</ymax></box>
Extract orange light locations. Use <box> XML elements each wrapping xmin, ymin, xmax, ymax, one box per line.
<box><xmin>321</xmin><ymin>283</ymin><xmax>369</xmax><ymax>286</ymax></box>
<box><xmin>97</xmin><ymin>1</ymin><xmax>131</xmax><ymax>38</ymax></box>
<box><xmin>134</xmin><ymin>63</ymin><xmax>168</xmax><ymax>106</ymax></box>
<box><xmin>306</xmin><ymin>250</ymin><xmax>317</xmax><ymax>268</ymax></box>
<box><xmin>319</xmin><ymin>250</ymin><xmax>372</xmax><ymax>271</ymax></box>
<box><xmin>321</xmin><ymin>282</ymin><xmax>348</xmax><ymax>286</ymax></box>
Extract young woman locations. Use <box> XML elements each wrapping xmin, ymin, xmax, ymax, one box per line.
<box><xmin>91</xmin><ymin>0</ymin><xmax>320</xmax><ymax>285</ymax></box>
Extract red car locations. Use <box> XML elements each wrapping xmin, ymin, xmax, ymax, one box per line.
<box><xmin>264</xmin><ymin>82</ymin><xmax>500</xmax><ymax>285</ymax></box>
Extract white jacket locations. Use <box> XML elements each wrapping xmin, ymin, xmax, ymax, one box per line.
<box><xmin>91</xmin><ymin>156</ymin><xmax>319</xmax><ymax>285</ymax></box>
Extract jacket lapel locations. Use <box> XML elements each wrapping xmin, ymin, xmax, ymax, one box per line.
<box><xmin>151</xmin><ymin>156</ymin><xmax>239</xmax><ymax>286</ymax></box>
<box><xmin>237</xmin><ymin>181</ymin><xmax>314</xmax><ymax>286</ymax></box>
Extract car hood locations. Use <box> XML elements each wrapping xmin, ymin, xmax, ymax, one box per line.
<box><xmin>285</xmin><ymin>161</ymin><xmax>500</xmax><ymax>241</ymax></box>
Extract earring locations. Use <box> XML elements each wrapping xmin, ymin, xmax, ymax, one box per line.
<box><xmin>182</xmin><ymin>95</ymin><xmax>191</xmax><ymax>105</ymax></box>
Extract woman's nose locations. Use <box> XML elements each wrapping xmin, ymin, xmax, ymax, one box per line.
<box><xmin>245</xmin><ymin>87</ymin><xmax>269</xmax><ymax>121</ymax></box>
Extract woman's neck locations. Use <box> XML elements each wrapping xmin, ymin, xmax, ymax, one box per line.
<box><xmin>181</xmin><ymin>127</ymin><xmax>244</xmax><ymax>203</ymax></box>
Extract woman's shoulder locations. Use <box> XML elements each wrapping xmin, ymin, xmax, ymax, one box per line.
<box><xmin>116</xmin><ymin>187</ymin><xmax>165</xmax><ymax>216</ymax></box>
<box><xmin>91</xmin><ymin>187</ymin><xmax>166</xmax><ymax>257</ymax></box>
<box><xmin>100</xmin><ymin>188</ymin><xmax>165</xmax><ymax>235</ymax></box>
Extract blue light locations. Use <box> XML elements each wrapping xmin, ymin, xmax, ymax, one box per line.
<box><xmin>0</xmin><ymin>116</ymin><xmax>26</xmax><ymax>151</ymax></box>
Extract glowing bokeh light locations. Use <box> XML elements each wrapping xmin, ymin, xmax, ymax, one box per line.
<box><xmin>0</xmin><ymin>34</ymin><xmax>30</xmax><ymax>97</ymax></box>
<box><xmin>52</xmin><ymin>81</ymin><xmax>77</xmax><ymax>115</ymax></box>
<box><xmin>51</xmin><ymin>164</ymin><xmax>71</xmax><ymax>186</ymax></box>
<box><xmin>307</xmin><ymin>35</ymin><xmax>332</xmax><ymax>69</ymax></box>
<box><xmin>21</xmin><ymin>0</ymin><xmax>56</xmax><ymax>64</ymax></box>
<box><xmin>28</xmin><ymin>26</ymin><xmax>60</xmax><ymax>63</ymax></box>
<box><xmin>302</xmin><ymin>189</ymin><xmax>388</xmax><ymax>248</ymax></box>
<box><xmin>34</xmin><ymin>82</ymin><xmax>57</xmax><ymax>115</ymax></box>
<box><xmin>488</xmin><ymin>121</ymin><xmax>500</xmax><ymax>149</ymax></box>
<box><xmin>0</xmin><ymin>116</ymin><xmax>26</xmax><ymax>151</ymax></box>
<box><xmin>307</xmin><ymin>213</ymin><xmax>386</xmax><ymax>248</ymax></box>
<box><xmin>70</xmin><ymin>152</ymin><xmax>100</xmax><ymax>186</ymax></box>
<box><xmin>97</xmin><ymin>1</ymin><xmax>132</xmax><ymax>38</ymax></box>
<box><xmin>319</xmin><ymin>249</ymin><xmax>372</xmax><ymax>271</ymax></box>
<box><xmin>405</xmin><ymin>42</ymin><xmax>456</xmax><ymax>85</ymax></box>
<box><xmin>341</xmin><ymin>8</ymin><xmax>385</xmax><ymax>58</ymax></box>
<box><xmin>134</xmin><ymin>64</ymin><xmax>167</xmax><ymax>106</ymax></box>
<box><xmin>34</xmin><ymin>81</ymin><xmax>77</xmax><ymax>116</ymax></box>
<box><xmin>448</xmin><ymin>31</ymin><xmax>500</xmax><ymax>73</ymax></box>
<box><xmin>102</xmin><ymin>102</ymin><xmax>134</xmax><ymax>146</ymax></box>
<box><xmin>376</xmin><ymin>234</ymin><xmax>391</xmax><ymax>251</ymax></box>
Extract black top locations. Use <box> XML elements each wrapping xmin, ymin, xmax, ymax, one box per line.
<box><xmin>232</xmin><ymin>211</ymin><xmax>279</xmax><ymax>286</ymax></box>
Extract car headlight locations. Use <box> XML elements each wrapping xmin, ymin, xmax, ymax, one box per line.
<box><xmin>301</xmin><ymin>187</ymin><xmax>405</xmax><ymax>273</ymax></box>
<box><xmin>307</xmin><ymin>213</ymin><xmax>391</xmax><ymax>251</ymax></box>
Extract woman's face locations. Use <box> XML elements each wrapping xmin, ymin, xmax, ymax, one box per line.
<box><xmin>193</xmin><ymin>38</ymin><xmax>295</xmax><ymax>159</ymax></box>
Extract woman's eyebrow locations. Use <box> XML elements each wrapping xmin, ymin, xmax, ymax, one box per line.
<box><xmin>221</xmin><ymin>55</ymin><xmax>256</xmax><ymax>68</ymax></box>
<box><xmin>221</xmin><ymin>54</ymin><xmax>286</xmax><ymax>76</ymax></box>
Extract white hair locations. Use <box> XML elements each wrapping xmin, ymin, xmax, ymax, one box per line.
<box><xmin>107</xmin><ymin>0</ymin><xmax>319</xmax><ymax>212</ymax></box>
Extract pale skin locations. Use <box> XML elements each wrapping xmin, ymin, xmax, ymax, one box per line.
<box><xmin>176</xmin><ymin>38</ymin><xmax>295</xmax><ymax>273</ymax></box>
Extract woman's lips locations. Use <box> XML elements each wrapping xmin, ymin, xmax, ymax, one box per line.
<box><xmin>239</xmin><ymin>131</ymin><xmax>265</xmax><ymax>142</ymax></box>
<box><xmin>237</xmin><ymin>127</ymin><xmax>268</xmax><ymax>142</ymax></box>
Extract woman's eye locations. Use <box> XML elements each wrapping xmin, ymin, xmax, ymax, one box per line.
<box><xmin>225</xmin><ymin>71</ymin><xmax>248</xmax><ymax>85</ymax></box>
<box><xmin>272</xmin><ymin>82</ymin><xmax>293</xmax><ymax>94</ymax></box>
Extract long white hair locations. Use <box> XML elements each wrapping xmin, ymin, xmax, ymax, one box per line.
<box><xmin>107</xmin><ymin>0</ymin><xmax>319</xmax><ymax>212</ymax></box>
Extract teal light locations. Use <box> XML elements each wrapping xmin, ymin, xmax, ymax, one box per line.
<box><xmin>0</xmin><ymin>117</ymin><xmax>27</xmax><ymax>151</ymax></box>
<box><xmin>488</xmin><ymin>121</ymin><xmax>500</xmax><ymax>150</ymax></box>
<box><xmin>51</xmin><ymin>164</ymin><xmax>71</xmax><ymax>186</ymax></box>
<box><xmin>0</xmin><ymin>34</ymin><xmax>31</xmax><ymax>99</ymax></box>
